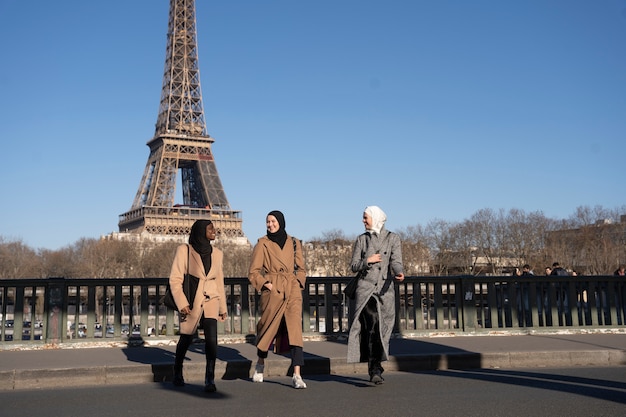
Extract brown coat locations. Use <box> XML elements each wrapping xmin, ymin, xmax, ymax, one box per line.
<box><xmin>248</xmin><ymin>235</ymin><xmax>306</xmax><ymax>351</ymax></box>
<box><xmin>169</xmin><ymin>244</ymin><xmax>227</xmax><ymax>335</ymax></box>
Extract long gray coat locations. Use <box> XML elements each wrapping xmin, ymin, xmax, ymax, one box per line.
<box><xmin>347</xmin><ymin>228</ymin><xmax>403</xmax><ymax>363</ymax></box>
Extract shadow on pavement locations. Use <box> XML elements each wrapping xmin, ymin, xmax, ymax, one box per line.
<box><xmin>326</xmin><ymin>335</ymin><xmax>482</xmax><ymax>371</ymax></box>
<box><xmin>122</xmin><ymin>341</ymin><xmax>253</xmax><ymax>382</ymax></box>
<box><xmin>419</xmin><ymin>367</ymin><xmax>626</xmax><ymax>405</ymax></box>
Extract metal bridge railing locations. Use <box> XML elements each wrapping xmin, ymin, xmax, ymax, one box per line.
<box><xmin>1</xmin><ymin>276</ymin><xmax>624</xmax><ymax>346</ymax></box>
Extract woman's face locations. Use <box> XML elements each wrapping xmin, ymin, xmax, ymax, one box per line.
<box><xmin>362</xmin><ymin>212</ymin><xmax>373</xmax><ymax>230</ymax></box>
<box><xmin>266</xmin><ymin>215</ymin><xmax>280</xmax><ymax>233</ymax></box>
<box><xmin>205</xmin><ymin>223</ymin><xmax>217</xmax><ymax>240</ymax></box>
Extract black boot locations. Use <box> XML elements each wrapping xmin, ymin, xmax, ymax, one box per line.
<box><xmin>371</xmin><ymin>367</ymin><xmax>384</xmax><ymax>385</ymax></box>
<box><xmin>173</xmin><ymin>364</ymin><xmax>185</xmax><ymax>387</ymax></box>
<box><xmin>204</xmin><ymin>359</ymin><xmax>216</xmax><ymax>393</ymax></box>
<box><xmin>369</xmin><ymin>360</ymin><xmax>384</xmax><ymax>385</ymax></box>
<box><xmin>203</xmin><ymin>318</ymin><xmax>218</xmax><ymax>392</ymax></box>
<box><xmin>173</xmin><ymin>334</ymin><xmax>192</xmax><ymax>387</ymax></box>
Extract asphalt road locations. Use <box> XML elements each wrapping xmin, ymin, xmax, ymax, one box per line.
<box><xmin>2</xmin><ymin>367</ymin><xmax>625</xmax><ymax>417</ymax></box>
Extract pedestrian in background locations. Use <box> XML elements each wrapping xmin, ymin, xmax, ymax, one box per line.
<box><xmin>170</xmin><ymin>219</ymin><xmax>228</xmax><ymax>392</ymax></box>
<box><xmin>515</xmin><ymin>264</ymin><xmax>533</xmax><ymax>326</ymax></box>
<box><xmin>347</xmin><ymin>206</ymin><xmax>404</xmax><ymax>385</ymax></box>
<box><xmin>248</xmin><ymin>210</ymin><xmax>308</xmax><ymax>389</ymax></box>
<box><xmin>551</xmin><ymin>262</ymin><xmax>572</xmax><ymax>326</ymax></box>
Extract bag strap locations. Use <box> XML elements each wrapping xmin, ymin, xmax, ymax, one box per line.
<box><xmin>292</xmin><ymin>237</ymin><xmax>298</xmax><ymax>272</ymax></box>
<box><xmin>184</xmin><ymin>244</ymin><xmax>190</xmax><ymax>301</ymax></box>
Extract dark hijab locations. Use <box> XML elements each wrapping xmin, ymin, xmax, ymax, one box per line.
<box><xmin>189</xmin><ymin>219</ymin><xmax>213</xmax><ymax>274</ymax></box>
<box><xmin>267</xmin><ymin>210</ymin><xmax>288</xmax><ymax>249</ymax></box>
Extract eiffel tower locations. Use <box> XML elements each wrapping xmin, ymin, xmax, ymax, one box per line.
<box><xmin>117</xmin><ymin>0</ymin><xmax>246</xmax><ymax>244</ymax></box>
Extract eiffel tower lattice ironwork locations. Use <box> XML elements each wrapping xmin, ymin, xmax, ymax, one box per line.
<box><xmin>118</xmin><ymin>0</ymin><xmax>245</xmax><ymax>241</ymax></box>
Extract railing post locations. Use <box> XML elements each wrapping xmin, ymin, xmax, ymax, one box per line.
<box><xmin>460</xmin><ymin>276</ymin><xmax>476</xmax><ymax>331</ymax></box>
<box><xmin>302</xmin><ymin>282</ymin><xmax>311</xmax><ymax>333</ymax></box>
<box><xmin>240</xmin><ymin>283</ymin><xmax>251</xmax><ymax>335</ymax></box>
<box><xmin>324</xmin><ymin>282</ymin><xmax>334</xmax><ymax>334</ymax></box>
<box><xmin>46</xmin><ymin>277</ymin><xmax>66</xmax><ymax>344</ymax></box>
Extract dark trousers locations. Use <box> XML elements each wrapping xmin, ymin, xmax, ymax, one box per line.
<box><xmin>175</xmin><ymin>317</ymin><xmax>218</xmax><ymax>366</ymax></box>
<box><xmin>256</xmin><ymin>346</ymin><xmax>304</xmax><ymax>367</ymax></box>
<box><xmin>359</xmin><ymin>296</ymin><xmax>384</xmax><ymax>375</ymax></box>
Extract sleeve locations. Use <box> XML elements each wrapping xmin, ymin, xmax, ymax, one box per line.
<box><xmin>168</xmin><ymin>244</ymin><xmax>190</xmax><ymax>310</ymax></box>
<box><xmin>350</xmin><ymin>235</ymin><xmax>368</xmax><ymax>274</ymax></box>
<box><xmin>389</xmin><ymin>234</ymin><xmax>404</xmax><ymax>276</ymax></box>
<box><xmin>294</xmin><ymin>238</ymin><xmax>307</xmax><ymax>288</ymax></box>
<box><xmin>248</xmin><ymin>240</ymin><xmax>267</xmax><ymax>292</ymax></box>
<box><xmin>214</xmin><ymin>250</ymin><xmax>228</xmax><ymax>315</ymax></box>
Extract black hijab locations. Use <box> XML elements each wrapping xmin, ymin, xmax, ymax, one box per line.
<box><xmin>266</xmin><ymin>210</ymin><xmax>288</xmax><ymax>249</ymax></box>
<box><xmin>189</xmin><ymin>219</ymin><xmax>213</xmax><ymax>274</ymax></box>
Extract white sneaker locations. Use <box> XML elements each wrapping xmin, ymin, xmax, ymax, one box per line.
<box><xmin>252</xmin><ymin>364</ymin><xmax>264</xmax><ymax>382</ymax></box>
<box><xmin>292</xmin><ymin>374</ymin><xmax>307</xmax><ymax>389</ymax></box>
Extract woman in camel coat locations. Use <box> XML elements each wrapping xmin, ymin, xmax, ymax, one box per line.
<box><xmin>248</xmin><ymin>210</ymin><xmax>307</xmax><ymax>389</ymax></box>
<box><xmin>169</xmin><ymin>219</ymin><xmax>227</xmax><ymax>392</ymax></box>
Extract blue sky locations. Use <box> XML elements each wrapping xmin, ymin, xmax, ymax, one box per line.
<box><xmin>1</xmin><ymin>0</ymin><xmax>625</xmax><ymax>250</ymax></box>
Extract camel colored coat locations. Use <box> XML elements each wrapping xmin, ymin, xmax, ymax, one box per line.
<box><xmin>248</xmin><ymin>235</ymin><xmax>306</xmax><ymax>351</ymax></box>
<box><xmin>168</xmin><ymin>244</ymin><xmax>227</xmax><ymax>335</ymax></box>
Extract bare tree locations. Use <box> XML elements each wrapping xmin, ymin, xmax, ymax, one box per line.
<box><xmin>39</xmin><ymin>246</ymin><xmax>82</xmax><ymax>278</ymax></box>
<box><xmin>423</xmin><ymin>219</ymin><xmax>455</xmax><ymax>275</ymax></box>
<box><xmin>0</xmin><ymin>238</ymin><xmax>40</xmax><ymax>278</ymax></box>
<box><xmin>448</xmin><ymin>220</ymin><xmax>477</xmax><ymax>275</ymax></box>
<box><xmin>138</xmin><ymin>241</ymin><xmax>180</xmax><ymax>278</ymax></box>
<box><xmin>396</xmin><ymin>225</ymin><xmax>431</xmax><ymax>275</ymax></box>
<box><xmin>307</xmin><ymin>229</ymin><xmax>353</xmax><ymax>277</ymax></box>
<box><xmin>504</xmin><ymin>209</ymin><xmax>550</xmax><ymax>270</ymax></box>
<box><xmin>217</xmin><ymin>242</ymin><xmax>253</xmax><ymax>278</ymax></box>
<box><xmin>2</xmin><ymin>204</ymin><xmax>625</xmax><ymax>279</ymax></box>
<box><xmin>469</xmin><ymin>209</ymin><xmax>497</xmax><ymax>274</ymax></box>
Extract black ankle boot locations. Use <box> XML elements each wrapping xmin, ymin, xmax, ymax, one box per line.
<box><xmin>371</xmin><ymin>368</ymin><xmax>384</xmax><ymax>385</ymax></box>
<box><xmin>369</xmin><ymin>360</ymin><xmax>384</xmax><ymax>385</ymax></box>
<box><xmin>173</xmin><ymin>364</ymin><xmax>185</xmax><ymax>387</ymax></box>
<box><xmin>173</xmin><ymin>334</ymin><xmax>193</xmax><ymax>387</ymax></box>
<box><xmin>204</xmin><ymin>359</ymin><xmax>216</xmax><ymax>393</ymax></box>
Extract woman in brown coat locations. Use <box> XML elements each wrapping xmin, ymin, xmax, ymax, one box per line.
<box><xmin>170</xmin><ymin>219</ymin><xmax>228</xmax><ymax>392</ymax></box>
<box><xmin>248</xmin><ymin>210</ymin><xmax>307</xmax><ymax>389</ymax></box>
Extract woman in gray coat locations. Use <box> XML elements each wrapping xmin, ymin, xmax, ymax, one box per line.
<box><xmin>347</xmin><ymin>206</ymin><xmax>404</xmax><ymax>384</ymax></box>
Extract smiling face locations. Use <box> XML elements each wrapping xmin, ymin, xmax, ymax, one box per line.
<box><xmin>362</xmin><ymin>212</ymin><xmax>373</xmax><ymax>230</ymax></box>
<box><xmin>266</xmin><ymin>215</ymin><xmax>280</xmax><ymax>234</ymax></box>
<box><xmin>205</xmin><ymin>223</ymin><xmax>217</xmax><ymax>240</ymax></box>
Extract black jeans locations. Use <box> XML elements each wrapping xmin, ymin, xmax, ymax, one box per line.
<box><xmin>175</xmin><ymin>316</ymin><xmax>218</xmax><ymax>366</ymax></box>
<box><xmin>359</xmin><ymin>296</ymin><xmax>384</xmax><ymax>374</ymax></box>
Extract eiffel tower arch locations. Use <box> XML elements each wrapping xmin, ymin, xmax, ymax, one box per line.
<box><xmin>117</xmin><ymin>0</ymin><xmax>247</xmax><ymax>245</ymax></box>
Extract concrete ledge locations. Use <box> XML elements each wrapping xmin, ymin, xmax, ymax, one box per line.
<box><xmin>14</xmin><ymin>367</ymin><xmax>106</xmax><ymax>390</ymax></box>
<box><xmin>3</xmin><ymin>348</ymin><xmax>626</xmax><ymax>391</ymax></box>
<box><xmin>0</xmin><ymin>371</ymin><xmax>15</xmax><ymax>391</ymax></box>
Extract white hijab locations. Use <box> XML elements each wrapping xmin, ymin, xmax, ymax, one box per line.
<box><xmin>365</xmin><ymin>205</ymin><xmax>387</xmax><ymax>235</ymax></box>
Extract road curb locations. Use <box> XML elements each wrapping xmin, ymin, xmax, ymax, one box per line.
<box><xmin>3</xmin><ymin>348</ymin><xmax>625</xmax><ymax>391</ymax></box>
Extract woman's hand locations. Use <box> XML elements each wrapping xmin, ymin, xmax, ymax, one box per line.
<box><xmin>180</xmin><ymin>305</ymin><xmax>191</xmax><ymax>315</ymax></box>
<box><xmin>263</xmin><ymin>282</ymin><xmax>273</xmax><ymax>291</ymax></box>
<box><xmin>394</xmin><ymin>273</ymin><xmax>405</xmax><ymax>282</ymax></box>
<box><xmin>218</xmin><ymin>313</ymin><xmax>228</xmax><ymax>322</ymax></box>
<box><xmin>367</xmin><ymin>253</ymin><xmax>382</xmax><ymax>264</ymax></box>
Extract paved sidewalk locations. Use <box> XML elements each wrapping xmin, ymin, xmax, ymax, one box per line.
<box><xmin>1</xmin><ymin>332</ymin><xmax>625</xmax><ymax>390</ymax></box>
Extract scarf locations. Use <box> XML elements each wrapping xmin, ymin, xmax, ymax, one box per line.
<box><xmin>365</xmin><ymin>205</ymin><xmax>387</xmax><ymax>235</ymax></box>
<box><xmin>266</xmin><ymin>210</ymin><xmax>288</xmax><ymax>249</ymax></box>
<box><xmin>189</xmin><ymin>219</ymin><xmax>213</xmax><ymax>274</ymax></box>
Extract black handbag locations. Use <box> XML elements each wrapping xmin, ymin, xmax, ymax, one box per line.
<box><xmin>343</xmin><ymin>271</ymin><xmax>362</xmax><ymax>299</ymax></box>
<box><xmin>162</xmin><ymin>245</ymin><xmax>199</xmax><ymax>311</ymax></box>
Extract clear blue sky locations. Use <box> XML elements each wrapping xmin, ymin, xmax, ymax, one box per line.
<box><xmin>1</xmin><ymin>0</ymin><xmax>625</xmax><ymax>250</ymax></box>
